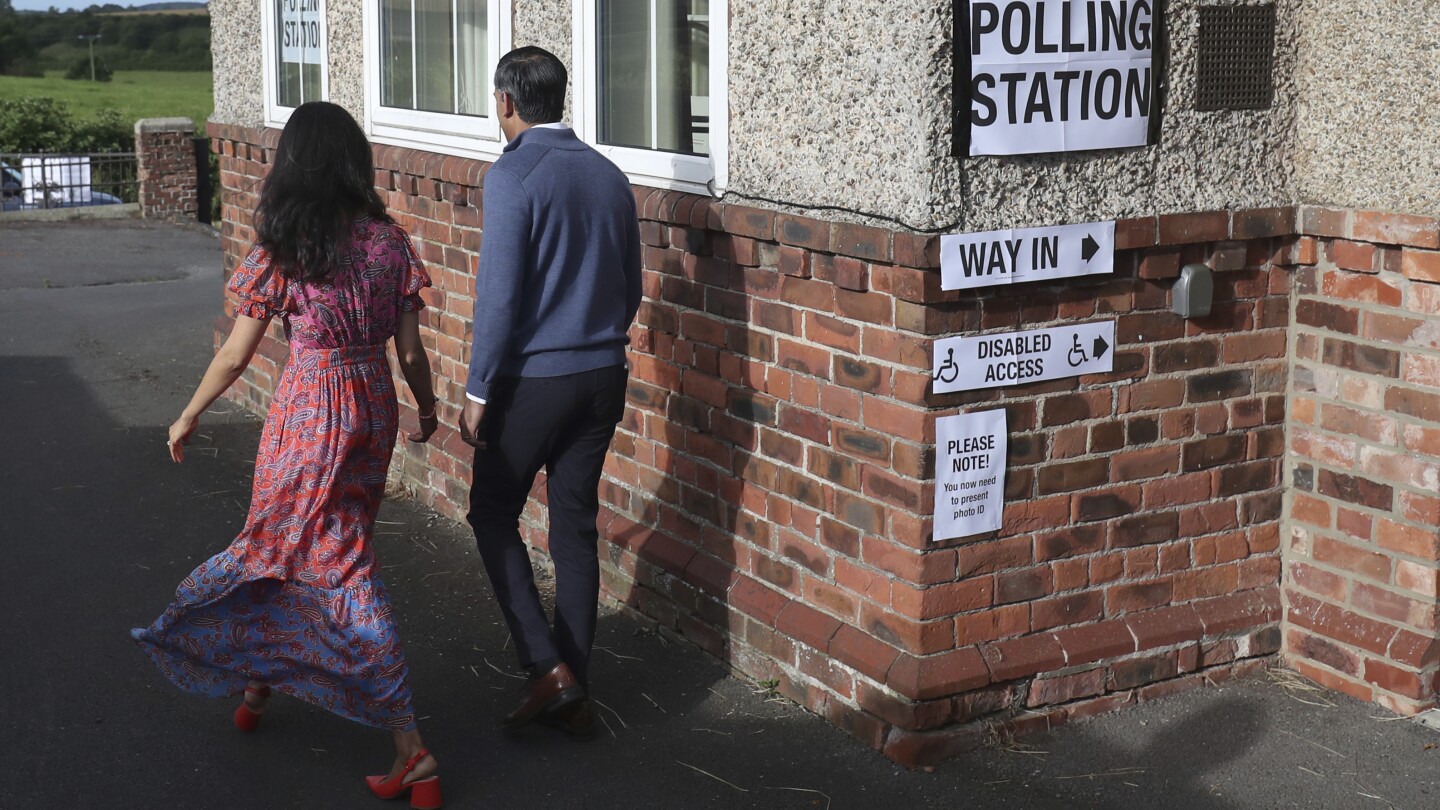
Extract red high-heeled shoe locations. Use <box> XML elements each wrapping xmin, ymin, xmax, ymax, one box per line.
<box><xmin>365</xmin><ymin>748</ymin><xmax>441</xmax><ymax>809</ymax></box>
<box><xmin>233</xmin><ymin>684</ymin><xmax>271</xmax><ymax>733</ymax></box>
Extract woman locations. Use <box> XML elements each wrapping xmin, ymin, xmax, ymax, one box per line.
<box><xmin>132</xmin><ymin>101</ymin><xmax>443</xmax><ymax>809</ymax></box>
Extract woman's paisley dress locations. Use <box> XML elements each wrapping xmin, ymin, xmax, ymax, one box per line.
<box><xmin>132</xmin><ymin>217</ymin><xmax>431</xmax><ymax>730</ymax></box>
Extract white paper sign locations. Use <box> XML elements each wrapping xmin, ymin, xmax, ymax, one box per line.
<box><xmin>934</xmin><ymin>409</ymin><xmax>1008</xmax><ymax>542</ymax></box>
<box><xmin>21</xmin><ymin>156</ymin><xmax>91</xmax><ymax>206</ymax></box>
<box><xmin>941</xmin><ymin>220</ymin><xmax>1115</xmax><ymax>290</ymax></box>
<box><xmin>966</xmin><ymin>1</ymin><xmax>1156</xmax><ymax>156</ymax></box>
<box><xmin>933</xmin><ymin>320</ymin><xmax>1115</xmax><ymax>393</ymax></box>
<box><xmin>280</xmin><ymin>0</ymin><xmax>322</xmax><ymax>65</ymax></box>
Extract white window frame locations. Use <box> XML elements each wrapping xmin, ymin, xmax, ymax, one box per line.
<box><xmin>260</xmin><ymin>0</ymin><xmax>330</xmax><ymax>128</ymax></box>
<box><xmin>362</xmin><ymin>0</ymin><xmax>513</xmax><ymax>159</ymax></box>
<box><xmin>572</xmin><ymin>0</ymin><xmax>728</xmax><ymax>195</ymax></box>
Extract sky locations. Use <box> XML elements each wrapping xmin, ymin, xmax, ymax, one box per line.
<box><xmin>13</xmin><ymin>0</ymin><xmax>203</xmax><ymax>11</ymax></box>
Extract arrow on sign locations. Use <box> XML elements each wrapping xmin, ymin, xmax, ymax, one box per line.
<box><xmin>1081</xmin><ymin>234</ymin><xmax>1100</xmax><ymax>263</ymax></box>
<box><xmin>1093</xmin><ymin>335</ymin><xmax>1110</xmax><ymax>359</ymax></box>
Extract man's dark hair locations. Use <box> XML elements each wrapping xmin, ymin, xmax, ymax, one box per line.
<box><xmin>494</xmin><ymin>46</ymin><xmax>567</xmax><ymax>124</ymax></box>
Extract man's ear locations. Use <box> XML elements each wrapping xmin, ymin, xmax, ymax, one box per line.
<box><xmin>498</xmin><ymin>91</ymin><xmax>514</xmax><ymax>119</ymax></box>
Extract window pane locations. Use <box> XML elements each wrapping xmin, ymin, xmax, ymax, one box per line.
<box><xmin>597</xmin><ymin>0</ymin><xmax>708</xmax><ymax>156</ymax></box>
<box><xmin>597</xmin><ymin>0</ymin><xmax>652</xmax><ymax>150</ymax></box>
<box><xmin>415</xmin><ymin>0</ymin><xmax>455</xmax><ymax>113</ymax></box>
<box><xmin>456</xmin><ymin>0</ymin><xmax>488</xmax><ymax>115</ymax></box>
<box><xmin>380</xmin><ymin>0</ymin><xmax>414</xmax><ymax>109</ymax></box>
<box><xmin>276</xmin><ymin>0</ymin><xmax>323</xmax><ymax>107</ymax></box>
<box><xmin>379</xmin><ymin>0</ymin><xmax>488</xmax><ymax>118</ymax></box>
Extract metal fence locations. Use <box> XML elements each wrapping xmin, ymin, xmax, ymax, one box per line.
<box><xmin>0</xmin><ymin>152</ymin><xmax>138</xmax><ymax>213</ymax></box>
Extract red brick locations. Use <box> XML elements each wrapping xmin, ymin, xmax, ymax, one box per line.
<box><xmin>1399</xmin><ymin>249</ymin><xmax>1440</xmax><ymax>284</ymax></box>
<box><xmin>862</xmin><ymin>602</ymin><xmax>956</xmax><ymax>654</ymax></box>
<box><xmin>1035</xmin><ymin>524</ymin><xmax>1108</xmax><ymax>562</ymax></box>
<box><xmin>1286</xmin><ymin>590</ymin><xmax>1396</xmax><ymax>657</ymax></box>
<box><xmin>887</xmin><ymin>646</ymin><xmax>991</xmax><ymax>700</ymax></box>
<box><xmin>1003</xmin><ymin>495</ymin><xmax>1071</xmax><ymax>535</ymax></box>
<box><xmin>1139</xmin><ymin>250</ymin><xmax>1181</xmax><ymax>280</ymax></box>
<box><xmin>1353</xmin><ymin>211</ymin><xmax>1440</xmax><ymax>249</ymax></box>
<box><xmin>1365</xmin><ymin>658</ymin><xmax>1437</xmax><ymax>701</ymax></box>
<box><xmin>1159</xmin><ymin>211</ymin><xmax>1230</xmax><ymax>245</ymax></box>
<box><xmin>863</xmin><ymin>398</ymin><xmax>930</xmax><ymax>443</ymax></box>
<box><xmin>829</xmin><ymin>624</ymin><xmax>902</xmax><ymax>682</ymax></box>
<box><xmin>1302</xmin><ymin>206</ymin><xmax>1349</xmax><ymax>239</ymax></box>
<box><xmin>830</xmin><ymin>221</ymin><xmax>892</xmax><ymax>263</ymax></box>
<box><xmin>1112</xmin><ymin>446</ymin><xmax>1179</xmax><ymax>482</ymax></box>
<box><xmin>775</xmin><ymin>601</ymin><xmax>842</xmax><ymax>651</ymax></box>
<box><xmin>1054</xmin><ymin>620</ymin><xmax>1137</xmax><ymax>665</ymax></box>
<box><xmin>1111</xmin><ymin>652</ymin><xmax>1179</xmax><ymax>690</ymax></box>
<box><xmin>1316</xmin><ymin>469</ymin><xmax>1393</xmax><ymax>511</ymax></box>
<box><xmin>892</xmin><ymin>577</ymin><xmax>994</xmax><ymax>620</ymax></box>
<box><xmin>1038</xmin><ymin>458</ymin><xmax>1110</xmax><ymax>494</ymax></box>
<box><xmin>1125</xmin><ymin>604</ymin><xmax>1204</xmax><ymax>650</ymax></box>
<box><xmin>1288</xmin><ymin>628</ymin><xmax>1363</xmax><ymax>676</ymax></box>
<box><xmin>722</xmin><ymin>204</ymin><xmax>775</xmax><ymax>240</ymax></box>
<box><xmin>1352</xmin><ymin>582</ymin><xmax>1433</xmax><ymax>631</ymax></box>
<box><xmin>1233</xmin><ymin>207</ymin><xmax>1296</xmax><ymax>239</ymax></box>
<box><xmin>995</xmin><ymin>568</ymin><xmax>1051</xmax><ymax>606</ymax></box>
<box><xmin>777</xmin><ymin>214</ymin><xmax>830</xmax><ymax>251</ymax></box>
<box><xmin>955</xmin><ymin>605</ymin><xmax>1030</xmax><ymax>645</ymax></box>
<box><xmin>1332</xmin><ymin>240</ymin><xmax>1378</xmax><ymax>272</ymax></box>
<box><xmin>1107</xmin><ymin>579</ymin><xmax>1173</xmax><ymax>615</ymax></box>
<box><xmin>894</xmin><ymin>233</ymin><xmax>940</xmax><ymax>268</ymax></box>
<box><xmin>1027</xmin><ymin>667</ymin><xmax>1108</xmax><ymax>707</ymax></box>
<box><xmin>982</xmin><ymin>633</ymin><xmax>1065</xmax><ymax>682</ymax></box>
<box><xmin>1289</xmin><ymin>659</ymin><xmax>1374</xmax><ymax>704</ymax></box>
<box><xmin>1031</xmin><ymin>591</ymin><xmax>1105</xmax><ymax>631</ymax></box>
<box><xmin>1376</xmin><ymin>517</ymin><xmax>1440</xmax><ymax>559</ymax></box>
<box><xmin>1320</xmin><ymin>270</ymin><xmax>1403</xmax><ymax>307</ymax></box>
<box><xmin>1390</xmin><ymin>629</ymin><xmax>1440</xmax><ymax>669</ymax></box>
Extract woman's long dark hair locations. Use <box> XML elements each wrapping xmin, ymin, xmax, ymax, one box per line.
<box><xmin>254</xmin><ymin>101</ymin><xmax>390</xmax><ymax>282</ymax></box>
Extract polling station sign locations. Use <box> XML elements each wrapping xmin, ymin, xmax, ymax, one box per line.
<box><xmin>934</xmin><ymin>409</ymin><xmax>1007</xmax><ymax>541</ymax></box>
<box><xmin>961</xmin><ymin>0</ymin><xmax>1160</xmax><ymax>156</ymax></box>
<box><xmin>941</xmin><ymin>220</ymin><xmax>1115</xmax><ymax>291</ymax></box>
<box><xmin>281</xmin><ymin>0</ymin><xmax>323</xmax><ymax>65</ymax></box>
<box><xmin>932</xmin><ymin>321</ymin><xmax>1115</xmax><ymax>393</ymax></box>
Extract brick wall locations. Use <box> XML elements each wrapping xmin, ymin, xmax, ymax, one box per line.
<box><xmin>1286</xmin><ymin>209</ymin><xmax>1440</xmax><ymax>715</ymax></box>
<box><xmin>207</xmin><ymin>121</ymin><xmax>1298</xmax><ymax>767</ymax></box>
<box><xmin>135</xmin><ymin>118</ymin><xmax>198</xmax><ymax>222</ymax></box>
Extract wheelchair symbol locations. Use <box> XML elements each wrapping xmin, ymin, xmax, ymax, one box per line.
<box><xmin>933</xmin><ymin>348</ymin><xmax>959</xmax><ymax>385</ymax></box>
<box><xmin>1066</xmin><ymin>334</ymin><xmax>1089</xmax><ymax>368</ymax></box>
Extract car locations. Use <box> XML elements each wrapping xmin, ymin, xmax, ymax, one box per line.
<box><xmin>2</xmin><ymin>159</ymin><xmax>124</xmax><ymax>211</ymax></box>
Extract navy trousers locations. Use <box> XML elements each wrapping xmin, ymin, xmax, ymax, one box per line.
<box><xmin>467</xmin><ymin>364</ymin><xmax>627</xmax><ymax>686</ymax></box>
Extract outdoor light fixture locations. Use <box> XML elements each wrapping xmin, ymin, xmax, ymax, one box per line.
<box><xmin>1173</xmin><ymin>263</ymin><xmax>1214</xmax><ymax>319</ymax></box>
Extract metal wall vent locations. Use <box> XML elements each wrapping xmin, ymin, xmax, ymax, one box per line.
<box><xmin>1195</xmin><ymin>4</ymin><xmax>1276</xmax><ymax>111</ymax></box>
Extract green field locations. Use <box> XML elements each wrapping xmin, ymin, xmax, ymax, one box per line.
<box><xmin>0</xmin><ymin>71</ymin><xmax>213</xmax><ymax>129</ymax></box>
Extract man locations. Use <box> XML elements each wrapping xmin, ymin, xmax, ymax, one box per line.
<box><xmin>459</xmin><ymin>46</ymin><xmax>641</xmax><ymax>738</ymax></box>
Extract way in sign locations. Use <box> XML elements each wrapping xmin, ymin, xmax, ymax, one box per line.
<box><xmin>941</xmin><ymin>221</ymin><xmax>1115</xmax><ymax>291</ymax></box>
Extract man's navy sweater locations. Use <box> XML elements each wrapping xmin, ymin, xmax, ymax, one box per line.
<box><xmin>466</xmin><ymin>125</ymin><xmax>642</xmax><ymax>402</ymax></box>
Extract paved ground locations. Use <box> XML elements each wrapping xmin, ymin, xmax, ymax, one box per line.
<box><xmin>3</xmin><ymin>218</ymin><xmax>1440</xmax><ymax>809</ymax></box>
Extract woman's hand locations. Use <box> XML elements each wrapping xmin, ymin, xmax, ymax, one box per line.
<box><xmin>407</xmin><ymin>400</ymin><xmax>439</xmax><ymax>444</ymax></box>
<box><xmin>167</xmin><ymin>413</ymin><xmax>199</xmax><ymax>463</ymax></box>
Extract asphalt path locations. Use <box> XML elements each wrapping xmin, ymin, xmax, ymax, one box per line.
<box><xmin>2</xmin><ymin>218</ymin><xmax>1439</xmax><ymax>809</ymax></box>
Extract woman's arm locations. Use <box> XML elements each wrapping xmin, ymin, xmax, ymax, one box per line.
<box><xmin>166</xmin><ymin>314</ymin><xmax>271</xmax><ymax>463</ymax></box>
<box><xmin>394</xmin><ymin>309</ymin><xmax>438</xmax><ymax>443</ymax></box>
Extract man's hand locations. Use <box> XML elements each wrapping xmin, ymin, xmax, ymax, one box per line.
<box><xmin>460</xmin><ymin>398</ymin><xmax>488</xmax><ymax>450</ymax></box>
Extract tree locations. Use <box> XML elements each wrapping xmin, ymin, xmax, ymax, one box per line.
<box><xmin>0</xmin><ymin>97</ymin><xmax>131</xmax><ymax>153</ymax></box>
<box><xmin>0</xmin><ymin>13</ymin><xmax>35</xmax><ymax>75</ymax></box>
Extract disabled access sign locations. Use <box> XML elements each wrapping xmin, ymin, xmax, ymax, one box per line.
<box><xmin>932</xmin><ymin>321</ymin><xmax>1115</xmax><ymax>393</ymax></box>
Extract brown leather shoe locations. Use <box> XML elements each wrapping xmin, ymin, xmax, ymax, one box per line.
<box><xmin>502</xmin><ymin>663</ymin><xmax>583</xmax><ymax>732</ymax></box>
<box><xmin>539</xmin><ymin>698</ymin><xmax>599</xmax><ymax>739</ymax></box>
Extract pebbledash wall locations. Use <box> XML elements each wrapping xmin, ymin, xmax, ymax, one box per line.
<box><xmin>202</xmin><ymin>0</ymin><xmax>1440</xmax><ymax>766</ymax></box>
